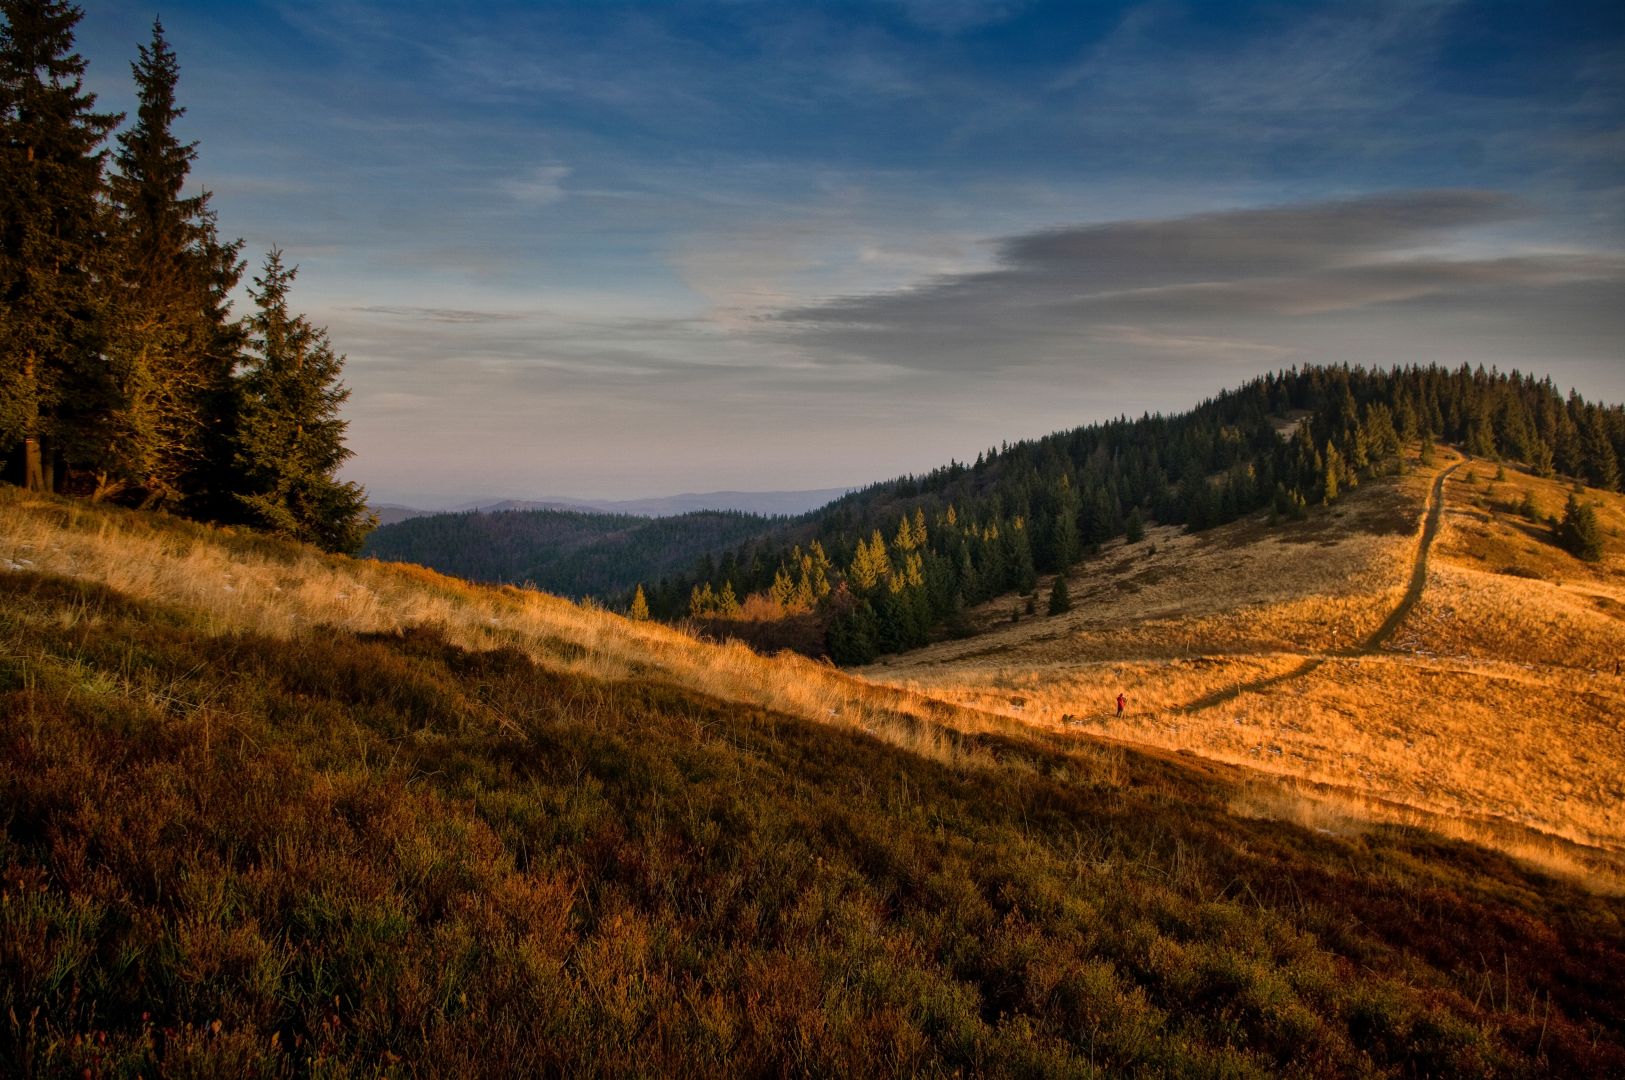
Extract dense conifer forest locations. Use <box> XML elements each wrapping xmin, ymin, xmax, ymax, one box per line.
<box><xmin>0</xmin><ymin>2</ymin><xmax>370</xmax><ymax>551</ymax></box>
<box><xmin>640</xmin><ymin>364</ymin><xmax>1624</xmax><ymax>662</ymax></box>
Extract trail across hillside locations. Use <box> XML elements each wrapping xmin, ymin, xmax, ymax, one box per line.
<box><xmin>1176</xmin><ymin>461</ymin><xmax>1462</xmax><ymax>714</ymax></box>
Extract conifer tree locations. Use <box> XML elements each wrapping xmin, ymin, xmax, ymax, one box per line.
<box><xmin>1008</xmin><ymin>519</ymin><xmax>1037</xmax><ymax>594</ymax></box>
<box><xmin>805</xmin><ymin>540</ymin><xmax>832</xmax><ymax>599</ymax></box>
<box><xmin>894</xmin><ymin>513</ymin><xmax>918</xmax><ymax>552</ymax></box>
<box><xmin>102</xmin><ymin>19</ymin><xmax>243</xmax><ymax>507</ymax></box>
<box><xmin>769</xmin><ymin>565</ymin><xmax>796</xmax><ymax>609</ymax></box>
<box><xmin>1322</xmin><ymin>442</ymin><xmax>1345</xmax><ymax>504</ymax></box>
<box><xmin>849</xmin><ymin>529</ymin><xmax>890</xmax><ymax>592</ymax></box>
<box><xmin>233</xmin><ymin>250</ymin><xmax>373</xmax><ymax>553</ymax></box>
<box><xmin>0</xmin><ymin>0</ymin><xmax>120</xmax><ymax>490</ymax></box>
<box><xmin>628</xmin><ymin>584</ymin><xmax>650</xmax><ymax>621</ymax></box>
<box><xmin>1559</xmin><ymin>495</ymin><xmax>1603</xmax><ymax>562</ymax></box>
<box><xmin>1047</xmin><ymin>574</ymin><xmax>1071</xmax><ymax>615</ymax></box>
<box><xmin>1124</xmin><ymin>506</ymin><xmax>1144</xmax><ymax>544</ymax></box>
<box><xmin>1530</xmin><ymin>438</ymin><xmax>1555</xmax><ymax>479</ymax></box>
<box><xmin>1581</xmin><ymin>411</ymin><xmax>1621</xmax><ymax>492</ymax></box>
<box><xmin>826</xmin><ymin>585</ymin><xmax>878</xmax><ymax>664</ymax></box>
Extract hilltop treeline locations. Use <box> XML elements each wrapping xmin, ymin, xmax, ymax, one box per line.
<box><xmin>649</xmin><ymin>364</ymin><xmax>1623</xmax><ymax>662</ymax></box>
<box><xmin>0</xmin><ymin>3</ymin><xmax>369</xmax><ymax>551</ymax></box>
<box><xmin>364</xmin><ymin>507</ymin><xmax>777</xmax><ymax>598</ymax></box>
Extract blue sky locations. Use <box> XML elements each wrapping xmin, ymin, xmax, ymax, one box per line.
<box><xmin>76</xmin><ymin>1</ymin><xmax>1625</xmax><ymax>504</ymax></box>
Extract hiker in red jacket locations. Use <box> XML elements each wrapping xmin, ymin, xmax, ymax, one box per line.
<box><xmin>1116</xmin><ymin>692</ymin><xmax>1126</xmax><ymax>717</ymax></box>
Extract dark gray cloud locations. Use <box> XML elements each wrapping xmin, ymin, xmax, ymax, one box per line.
<box><xmin>768</xmin><ymin>191</ymin><xmax>1625</xmax><ymax>378</ymax></box>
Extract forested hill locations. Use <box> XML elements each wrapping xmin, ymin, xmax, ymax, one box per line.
<box><xmin>647</xmin><ymin>364</ymin><xmax>1623</xmax><ymax>661</ymax></box>
<box><xmin>364</xmin><ymin>365</ymin><xmax>1623</xmax><ymax>662</ymax></box>
<box><xmin>362</xmin><ymin>507</ymin><xmax>776</xmax><ymax>599</ymax></box>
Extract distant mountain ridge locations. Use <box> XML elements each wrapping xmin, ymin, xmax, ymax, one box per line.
<box><xmin>370</xmin><ymin>487</ymin><xmax>853</xmax><ymax>526</ymax></box>
<box><xmin>362</xmin><ymin>507</ymin><xmax>776</xmax><ymax>599</ymax></box>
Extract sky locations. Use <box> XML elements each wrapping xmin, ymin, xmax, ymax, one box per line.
<box><xmin>74</xmin><ymin>0</ymin><xmax>1625</xmax><ymax>505</ymax></box>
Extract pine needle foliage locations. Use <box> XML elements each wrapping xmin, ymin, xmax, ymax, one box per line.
<box><xmin>1047</xmin><ymin>573</ymin><xmax>1071</xmax><ymax>615</ymax></box>
<box><xmin>0</xmin><ymin>0</ymin><xmax>120</xmax><ymax>490</ymax></box>
<box><xmin>1559</xmin><ymin>494</ymin><xmax>1604</xmax><ymax>562</ymax></box>
<box><xmin>101</xmin><ymin>19</ymin><xmax>243</xmax><ymax>508</ymax></box>
<box><xmin>234</xmin><ymin>250</ymin><xmax>373</xmax><ymax>553</ymax></box>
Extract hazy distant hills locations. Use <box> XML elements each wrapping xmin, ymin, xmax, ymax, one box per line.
<box><xmin>370</xmin><ymin>487</ymin><xmax>852</xmax><ymax>527</ymax></box>
<box><xmin>362</xmin><ymin>507</ymin><xmax>777</xmax><ymax>598</ymax></box>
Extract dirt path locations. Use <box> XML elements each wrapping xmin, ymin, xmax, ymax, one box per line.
<box><xmin>1176</xmin><ymin>461</ymin><xmax>1462</xmax><ymax>713</ymax></box>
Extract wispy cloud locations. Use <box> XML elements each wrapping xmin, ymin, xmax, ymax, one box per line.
<box><xmin>75</xmin><ymin>2</ymin><xmax>1625</xmax><ymax>502</ymax></box>
<box><xmin>500</xmin><ymin>164</ymin><xmax>571</xmax><ymax>205</ymax></box>
<box><xmin>347</xmin><ymin>305</ymin><xmax>529</xmax><ymax>323</ymax></box>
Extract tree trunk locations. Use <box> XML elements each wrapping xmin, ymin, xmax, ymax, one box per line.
<box><xmin>22</xmin><ymin>355</ymin><xmax>45</xmax><ymax>491</ymax></box>
<box><xmin>23</xmin><ymin>436</ymin><xmax>45</xmax><ymax>491</ymax></box>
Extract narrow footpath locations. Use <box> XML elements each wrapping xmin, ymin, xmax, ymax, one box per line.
<box><xmin>1176</xmin><ymin>460</ymin><xmax>1462</xmax><ymax>714</ymax></box>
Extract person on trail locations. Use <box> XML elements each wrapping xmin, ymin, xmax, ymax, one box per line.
<box><xmin>1116</xmin><ymin>692</ymin><xmax>1127</xmax><ymax>717</ymax></box>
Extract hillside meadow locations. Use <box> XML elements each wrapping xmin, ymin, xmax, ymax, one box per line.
<box><xmin>864</xmin><ymin>449</ymin><xmax>1625</xmax><ymax>887</ymax></box>
<box><xmin>3</xmin><ymin>485</ymin><xmax>1625</xmax><ymax>1076</ymax></box>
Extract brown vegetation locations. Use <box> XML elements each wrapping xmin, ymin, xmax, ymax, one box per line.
<box><xmin>4</xmin><ymin>482</ymin><xmax>1625</xmax><ymax>1074</ymax></box>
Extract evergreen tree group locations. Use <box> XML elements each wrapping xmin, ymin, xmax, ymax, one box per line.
<box><xmin>1559</xmin><ymin>495</ymin><xmax>1604</xmax><ymax>563</ymax></box>
<box><xmin>0</xmin><ymin>3</ymin><xmax>371</xmax><ymax>551</ymax></box>
<box><xmin>635</xmin><ymin>364</ymin><xmax>1622</xmax><ymax>662</ymax></box>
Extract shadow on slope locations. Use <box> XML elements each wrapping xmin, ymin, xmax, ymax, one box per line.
<box><xmin>2</xmin><ymin>570</ymin><xmax>1623</xmax><ymax>1077</ymax></box>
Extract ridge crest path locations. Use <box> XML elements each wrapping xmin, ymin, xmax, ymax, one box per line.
<box><xmin>1175</xmin><ymin>460</ymin><xmax>1463</xmax><ymax>714</ymax></box>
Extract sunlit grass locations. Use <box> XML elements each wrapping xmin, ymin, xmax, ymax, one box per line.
<box><xmin>863</xmin><ymin>449</ymin><xmax>1625</xmax><ymax>889</ymax></box>
<box><xmin>2</xmin><ymin>481</ymin><xmax>1624</xmax><ymax>1073</ymax></box>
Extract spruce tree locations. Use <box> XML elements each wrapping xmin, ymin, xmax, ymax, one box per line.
<box><xmin>1581</xmin><ymin>411</ymin><xmax>1621</xmax><ymax>492</ymax></box>
<box><xmin>1047</xmin><ymin>574</ymin><xmax>1071</xmax><ymax>616</ymax></box>
<box><xmin>0</xmin><ymin>0</ymin><xmax>120</xmax><ymax>490</ymax></box>
<box><xmin>1558</xmin><ymin>495</ymin><xmax>1603</xmax><ymax>562</ymax></box>
<box><xmin>1009</xmin><ymin>520</ymin><xmax>1037</xmax><ymax>594</ymax></box>
<box><xmin>103</xmin><ymin>19</ymin><xmax>244</xmax><ymax>507</ymax></box>
<box><xmin>234</xmin><ymin>250</ymin><xmax>373</xmax><ymax>553</ymax></box>
<box><xmin>1124</xmin><ymin>506</ymin><xmax>1144</xmax><ymax>544</ymax></box>
<box><xmin>826</xmin><ymin>586</ymin><xmax>878</xmax><ymax>664</ymax></box>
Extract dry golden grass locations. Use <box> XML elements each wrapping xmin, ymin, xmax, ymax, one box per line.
<box><xmin>0</xmin><ymin>489</ymin><xmax>1047</xmax><ymax>779</ymax></box>
<box><xmin>1401</xmin><ymin>463</ymin><xmax>1625</xmax><ymax>669</ymax></box>
<box><xmin>6</xmin><ymin>449</ymin><xmax>1622</xmax><ymax>891</ymax></box>
<box><xmin>891</xmin><ymin>461</ymin><xmax>1429</xmax><ymax>668</ymax></box>
<box><xmin>862</xmin><ymin>447</ymin><xmax>1625</xmax><ymax>889</ymax></box>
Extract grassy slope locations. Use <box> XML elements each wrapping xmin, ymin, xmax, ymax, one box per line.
<box><xmin>863</xmin><ymin>449</ymin><xmax>1625</xmax><ymax>883</ymax></box>
<box><xmin>2</xmin><ymin>490</ymin><xmax>1624</xmax><ymax>1076</ymax></box>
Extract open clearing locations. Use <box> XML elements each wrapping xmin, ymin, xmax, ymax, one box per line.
<box><xmin>862</xmin><ymin>448</ymin><xmax>1625</xmax><ymax>884</ymax></box>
